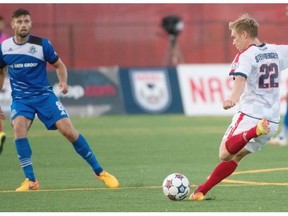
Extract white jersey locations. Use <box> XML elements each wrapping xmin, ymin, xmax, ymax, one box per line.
<box><xmin>229</xmin><ymin>43</ymin><xmax>288</xmax><ymax>123</ymax></box>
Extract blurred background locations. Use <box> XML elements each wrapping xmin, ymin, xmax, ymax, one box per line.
<box><xmin>1</xmin><ymin>4</ymin><xmax>288</xmax><ymax>116</ymax></box>
<box><xmin>1</xmin><ymin>4</ymin><xmax>288</xmax><ymax>68</ymax></box>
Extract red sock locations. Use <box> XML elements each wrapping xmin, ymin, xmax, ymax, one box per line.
<box><xmin>196</xmin><ymin>160</ymin><xmax>238</xmax><ymax>195</ymax></box>
<box><xmin>225</xmin><ymin>126</ymin><xmax>257</xmax><ymax>154</ymax></box>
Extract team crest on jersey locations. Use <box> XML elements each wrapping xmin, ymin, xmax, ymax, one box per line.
<box><xmin>28</xmin><ymin>46</ymin><xmax>37</xmax><ymax>54</ymax></box>
<box><xmin>130</xmin><ymin>69</ymin><xmax>172</xmax><ymax>113</ymax></box>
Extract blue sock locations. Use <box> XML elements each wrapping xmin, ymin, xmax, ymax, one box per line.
<box><xmin>15</xmin><ymin>138</ymin><xmax>36</xmax><ymax>182</ymax></box>
<box><xmin>72</xmin><ymin>134</ymin><xmax>103</xmax><ymax>175</ymax></box>
<box><xmin>280</xmin><ymin>104</ymin><xmax>288</xmax><ymax>139</ymax></box>
<box><xmin>284</xmin><ymin>104</ymin><xmax>288</xmax><ymax>128</ymax></box>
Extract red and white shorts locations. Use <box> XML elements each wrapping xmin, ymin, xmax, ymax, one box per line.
<box><xmin>222</xmin><ymin>112</ymin><xmax>279</xmax><ymax>153</ymax></box>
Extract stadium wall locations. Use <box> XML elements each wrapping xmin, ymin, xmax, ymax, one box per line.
<box><xmin>0</xmin><ymin>4</ymin><xmax>288</xmax><ymax>68</ymax></box>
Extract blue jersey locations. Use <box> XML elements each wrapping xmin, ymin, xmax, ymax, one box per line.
<box><xmin>0</xmin><ymin>35</ymin><xmax>59</xmax><ymax>100</ymax></box>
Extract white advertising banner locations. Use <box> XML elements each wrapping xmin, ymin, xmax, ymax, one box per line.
<box><xmin>177</xmin><ymin>64</ymin><xmax>288</xmax><ymax>116</ymax></box>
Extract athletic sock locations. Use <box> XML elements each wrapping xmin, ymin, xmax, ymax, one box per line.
<box><xmin>282</xmin><ymin>105</ymin><xmax>288</xmax><ymax>139</ymax></box>
<box><xmin>284</xmin><ymin>103</ymin><xmax>288</xmax><ymax>128</ymax></box>
<box><xmin>225</xmin><ymin>126</ymin><xmax>257</xmax><ymax>154</ymax></box>
<box><xmin>278</xmin><ymin>123</ymin><xmax>287</xmax><ymax>139</ymax></box>
<box><xmin>196</xmin><ymin>160</ymin><xmax>238</xmax><ymax>195</ymax></box>
<box><xmin>15</xmin><ymin>138</ymin><xmax>36</xmax><ymax>182</ymax></box>
<box><xmin>72</xmin><ymin>134</ymin><xmax>103</xmax><ymax>175</ymax></box>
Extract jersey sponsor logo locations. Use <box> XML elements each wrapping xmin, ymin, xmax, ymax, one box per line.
<box><xmin>10</xmin><ymin>63</ymin><xmax>38</xmax><ymax>68</ymax></box>
<box><xmin>130</xmin><ymin>69</ymin><xmax>172</xmax><ymax>113</ymax></box>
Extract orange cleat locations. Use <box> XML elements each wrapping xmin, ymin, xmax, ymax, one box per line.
<box><xmin>189</xmin><ymin>191</ymin><xmax>206</xmax><ymax>201</ymax></box>
<box><xmin>16</xmin><ymin>178</ymin><xmax>39</xmax><ymax>192</ymax></box>
<box><xmin>96</xmin><ymin>170</ymin><xmax>119</xmax><ymax>188</ymax></box>
<box><xmin>256</xmin><ymin>119</ymin><xmax>270</xmax><ymax>136</ymax></box>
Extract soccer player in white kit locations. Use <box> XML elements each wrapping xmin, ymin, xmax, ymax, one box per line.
<box><xmin>190</xmin><ymin>13</ymin><xmax>288</xmax><ymax>201</ymax></box>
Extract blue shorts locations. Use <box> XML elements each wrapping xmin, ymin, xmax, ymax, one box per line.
<box><xmin>11</xmin><ymin>92</ymin><xmax>69</xmax><ymax>130</ymax></box>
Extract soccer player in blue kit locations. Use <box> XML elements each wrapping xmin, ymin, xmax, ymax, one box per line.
<box><xmin>0</xmin><ymin>8</ymin><xmax>119</xmax><ymax>191</ymax></box>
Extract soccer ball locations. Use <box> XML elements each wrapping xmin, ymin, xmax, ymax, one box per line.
<box><xmin>162</xmin><ymin>173</ymin><xmax>190</xmax><ymax>201</ymax></box>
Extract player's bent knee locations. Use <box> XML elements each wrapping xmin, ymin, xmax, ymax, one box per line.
<box><xmin>219</xmin><ymin>151</ymin><xmax>233</xmax><ymax>161</ymax></box>
<box><xmin>13</xmin><ymin>125</ymin><xmax>28</xmax><ymax>138</ymax></box>
<box><xmin>60</xmin><ymin>129</ymin><xmax>78</xmax><ymax>142</ymax></box>
<box><xmin>232</xmin><ymin>151</ymin><xmax>249</xmax><ymax>163</ymax></box>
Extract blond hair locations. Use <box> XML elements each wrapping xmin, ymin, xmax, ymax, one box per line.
<box><xmin>229</xmin><ymin>13</ymin><xmax>259</xmax><ymax>38</ymax></box>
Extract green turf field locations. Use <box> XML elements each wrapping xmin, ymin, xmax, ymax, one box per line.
<box><xmin>0</xmin><ymin>115</ymin><xmax>287</xmax><ymax>212</ymax></box>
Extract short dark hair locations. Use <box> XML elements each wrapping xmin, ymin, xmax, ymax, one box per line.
<box><xmin>12</xmin><ymin>8</ymin><xmax>30</xmax><ymax>18</ymax></box>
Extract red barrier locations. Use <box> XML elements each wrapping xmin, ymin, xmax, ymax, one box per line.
<box><xmin>0</xmin><ymin>4</ymin><xmax>287</xmax><ymax>68</ymax></box>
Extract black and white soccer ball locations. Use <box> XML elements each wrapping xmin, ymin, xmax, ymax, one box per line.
<box><xmin>162</xmin><ymin>173</ymin><xmax>190</xmax><ymax>201</ymax></box>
